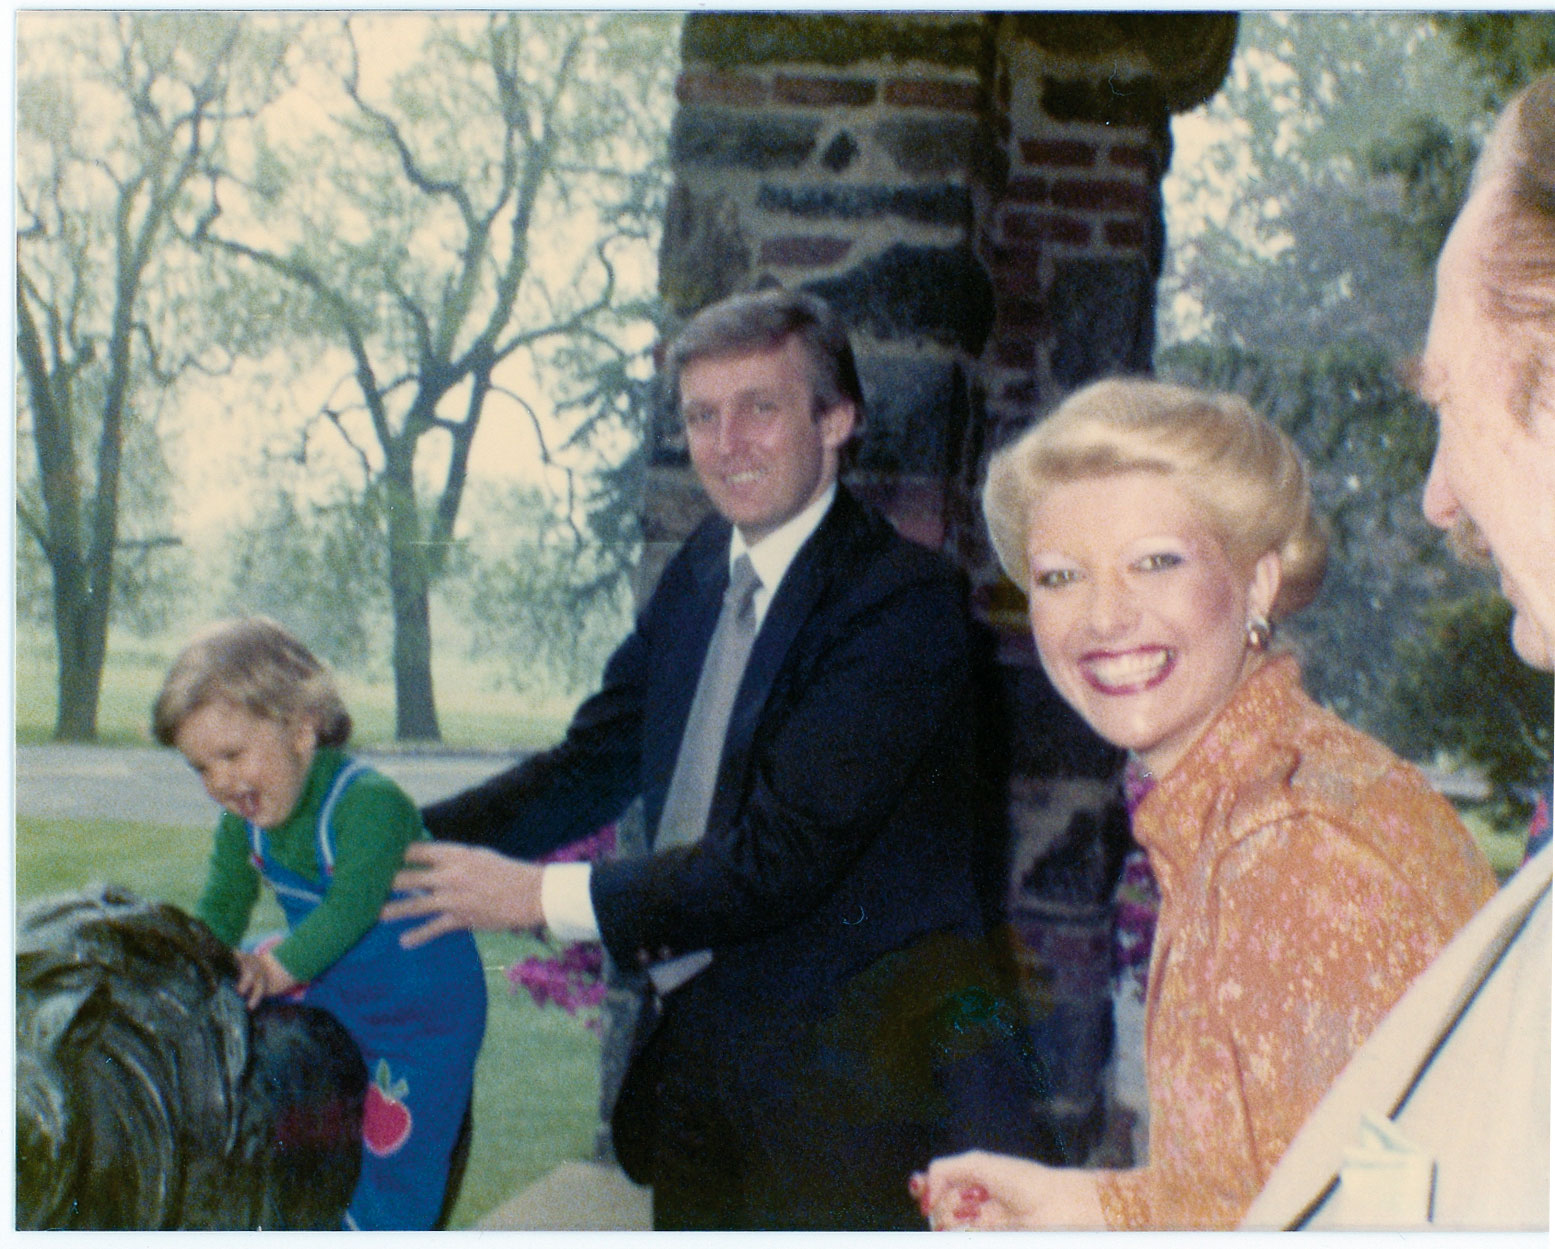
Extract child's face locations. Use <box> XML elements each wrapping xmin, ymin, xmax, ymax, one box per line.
<box><xmin>174</xmin><ymin>698</ymin><xmax>319</xmax><ymax>830</ymax></box>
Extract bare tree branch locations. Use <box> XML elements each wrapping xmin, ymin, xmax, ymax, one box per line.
<box><xmin>15</xmin><ymin>501</ymin><xmax>52</xmax><ymax>556</ymax></box>
<box><xmin>341</xmin><ymin>17</ymin><xmax>472</xmax><ymax>217</ymax></box>
<box><xmin>320</xmin><ymin>405</ymin><xmax>379</xmax><ymax>483</ymax></box>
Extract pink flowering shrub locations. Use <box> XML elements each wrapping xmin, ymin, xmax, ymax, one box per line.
<box><xmin>508</xmin><ymin>943</ymin><xmax>607</xmax><ymax>1023</ymax></box>
<box><xmin>505</xmin><ymin>824</ymin><xmax>616</xmax><ymax>1030</ymax></box>
<box><xmin>537</xmin><ymin>823</ymin><xmax>617</xmax><ymax>866</ymax></box>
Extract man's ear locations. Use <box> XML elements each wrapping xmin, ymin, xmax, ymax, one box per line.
<box><xmin>818</xmin><ymin>399</ymin><xmax>858</xmax><ymax>452</ymax></box>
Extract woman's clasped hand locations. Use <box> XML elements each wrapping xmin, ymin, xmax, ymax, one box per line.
<box><xmin>911</xmin><ymin>1154</ymin><xmax>1105</xmax><ymax>1230</ymax></box>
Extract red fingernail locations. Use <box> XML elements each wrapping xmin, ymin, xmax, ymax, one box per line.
<box><xmin>908</xmin><ymin>1175</ymin><xmax>924</xmax><ymax>1197</ymax></box>
<box><xmin>964</xmin><ymin>1183</ymin><xmax>989</xmax><ymax>1203</ymax></box>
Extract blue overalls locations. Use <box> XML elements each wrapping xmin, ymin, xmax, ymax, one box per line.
<box><xmin>248</xmin><ymin>760</ymin><xmax>487</xmax><ymax>1230</ymax></box>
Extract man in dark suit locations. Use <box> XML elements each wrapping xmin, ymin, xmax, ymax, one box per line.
<box><xmin>383</xmin><ymin>289</ymin><xmax>1042</xmax><ymax>1229</ymax></box>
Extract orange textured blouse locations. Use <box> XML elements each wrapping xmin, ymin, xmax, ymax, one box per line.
<box><xmin>1096</xmin><ymin>655</ymin><xmax>1497</xmax><ymax>1229</ymax></box>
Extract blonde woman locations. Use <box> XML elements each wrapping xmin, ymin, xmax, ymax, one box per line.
<box><xmin>915</xmin><ymin>378</ymin><xmax>1496</xmax><ymax>1230</ymax></box>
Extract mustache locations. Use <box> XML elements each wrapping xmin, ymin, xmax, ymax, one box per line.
<box><xmin>1448</xmin><ymin>515</ymin><xmax>1496</xmax><ymax>569</ymax></box>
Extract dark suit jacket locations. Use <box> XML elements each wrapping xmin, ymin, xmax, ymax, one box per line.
<box><xmin>423</xmin><ymin>487</ymin><xmax>1032</xmax><ymax>1207</ymax></box>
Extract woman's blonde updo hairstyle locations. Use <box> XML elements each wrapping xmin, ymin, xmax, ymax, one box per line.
<box><xmin>982</xmin><ymin>376</ymin><xmax>1328</xmax><ymax>622</ymax></box>
<box><xmin>153</xmin><ymin>616</ymin><xmax>352</xmax><ymax>748</ymax></box>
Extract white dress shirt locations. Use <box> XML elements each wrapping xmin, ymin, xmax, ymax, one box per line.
<box><xmin>540</xmin><ymin>483</ymin><xmax>838</xmax><ymax>941</ymax></box>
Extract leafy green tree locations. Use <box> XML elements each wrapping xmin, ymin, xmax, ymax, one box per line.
<box><xmin>218</xmin><ymin>487</ymin><xmax>386</xmax><ymax>672</ymax></box>
<box><xmin>1161</xmin><ymin>12</ymin><xmax>1484</xmax><ymax>355</ymax></box>
<box><xmin>1445</xmin><ymin>14</ymin><xmax>1555</xmax><ymax>106</ymax></box>
<box><xmin>1159</xmin><ymin>13</ymin><xmax>1553</xmax><ymax>792</ymax></box>
<box><xmin>444</xmin><ymin>481</ymin><xmax>636</xmax><ymax>698</ymax></box>
<box><xmin>15</xmin><ymin>396</ymin><xmax>190</xmax><ymax>639</ymax></box>
<box><xmin>1374</xmin><ymin>16</ymin><xmax>1555</xmax><ymax>271</ymax></box>
<box><xmin>14</xmin><ymin>13</ymin><xmax>289</xmax><ymax>739</ymax></box>
<box><xmin>193</xmin><ymin>12</ymin><xmax>676</xmax><ymax>740</ymax></box>
<box><xmin>1389</xmin><ymin>592</ymin><xmax>1554</xmax><ymax>818</ymax></box>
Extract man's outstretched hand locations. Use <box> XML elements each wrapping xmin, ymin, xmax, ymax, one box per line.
<box><xmin>383</xmin><ymin>841</ymin><xmax>544</xmax><ymax>947</ymax></box>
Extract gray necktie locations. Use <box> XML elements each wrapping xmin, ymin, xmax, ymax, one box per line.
<box><xmin>649</xmin><ymin>553</ymin><xmax>761</xmax><ymax>993</ymax></box>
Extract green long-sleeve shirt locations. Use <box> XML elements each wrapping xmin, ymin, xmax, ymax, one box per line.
<box><xmin>195</xmin><ymin>746</ymin><xmax>426</xmax><ymax>983</ymax></box>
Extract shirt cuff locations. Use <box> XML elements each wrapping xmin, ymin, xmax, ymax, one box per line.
<box><xmin>541</xmin><ymin>862</ymin><xmax>600</xmax><ymax>942</ymax></box>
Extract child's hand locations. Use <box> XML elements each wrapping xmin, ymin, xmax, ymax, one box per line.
<box><xmin>233</xmin><ymin>948</ymin><xmax>300</xmax><ymax>1009</ymax></box>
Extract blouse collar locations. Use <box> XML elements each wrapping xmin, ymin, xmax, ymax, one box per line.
<box><xmin>1131</xmin><ymin>654</ymin><xmax>1304</xmax><ymax>872</ymax></box>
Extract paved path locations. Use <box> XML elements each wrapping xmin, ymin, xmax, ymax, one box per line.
<box><xmin>477</xmin><ymin>1161</ymin><xmax>651</xmax><ymax>1231</ymax></box>
<box><xmin>13</xmin><ymin>743</ymin><xmax>521</xmax><ymax>827</ymax></box>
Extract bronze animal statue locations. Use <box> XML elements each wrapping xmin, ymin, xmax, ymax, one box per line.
<box><xmin>17</xmin><ymin>885</ymin><xmax>367</xmax><ymax>1229</ymax></box>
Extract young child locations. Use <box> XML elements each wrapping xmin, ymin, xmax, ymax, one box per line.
<box><xmin>154</xmin><ymin>617</ymin><xmax>486</xmax><ymax>1230</ymax></box>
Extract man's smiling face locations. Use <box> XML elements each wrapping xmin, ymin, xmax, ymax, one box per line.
<box><xmin>678</xmin><ymin>335</ymin><xmax>856</xmax><ymax>545</ymax></box>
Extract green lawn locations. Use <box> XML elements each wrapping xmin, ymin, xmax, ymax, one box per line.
<box><xmin>15</xmin><ymin>814</ymin><xmax>603</xmax><ymax>1228</ymax></box>
<box><xmin>13</xmin><ymin>629</ymin><xmax>574</xmax><ymax>750</ymax></box>
<box><xmin>1460</xmin><ymin>804</ymin><xmax>1533</xmax><ymax>882</ymax></box>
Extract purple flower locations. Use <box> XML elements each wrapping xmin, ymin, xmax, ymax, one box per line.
<box><xmin>538</xmin><ymin>823</ymin><xmax>618</xmax><ymax>865</ymax></box>
<box><xmin>507</xmin><ymin>824</ymin><xmax>615</xmax><ymax>1020</ymax></box>
<box><xmin>507</xmin><ymin>948</ymin><xmax>607</xmax><ymax>1016</ymax></box>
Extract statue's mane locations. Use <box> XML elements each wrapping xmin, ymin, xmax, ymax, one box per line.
<box><xmin>17</xmin><ymin>884</ymin><xmax>365</xmax><ymax>1230</ymax></box>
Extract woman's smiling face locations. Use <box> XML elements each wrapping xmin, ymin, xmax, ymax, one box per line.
<box><xmin>1024</xmin><ymin>470</ymin><xmax>1279</xmax><ymax>776</ymax></box>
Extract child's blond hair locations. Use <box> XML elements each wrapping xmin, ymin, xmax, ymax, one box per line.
<box><xmin>153</xmin><ymin>616</ymin><xmax>352</xmax><ymax>747</ymax></box>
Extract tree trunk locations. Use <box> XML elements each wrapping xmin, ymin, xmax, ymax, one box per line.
<box><xmin>54</xmin><ymin>607</ymin><xmax>106</xmax><ymax>741</ymax></box>
<box><xmin>18</xmin><ymin>283</ymin><xmax>109</xmax><ymax>743</ymax></box>
<box><xmin>47</xmin><ymin>498</ymin><xmax>114</xmax><ymax>741</ymax></box>
<box><xmin>389</xmin><ymin>566</ymin><xmax>440</xmax><ymax>742</ymax></box>
<box><xmin>49</xmin><ymin>562</ymin><xmax>108</xmax><ymax>741</ymax></box>
<box><xmin>384</xmin><ymin>468</ymin><xmax>441</xmax><ymax>742</ymax></box>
